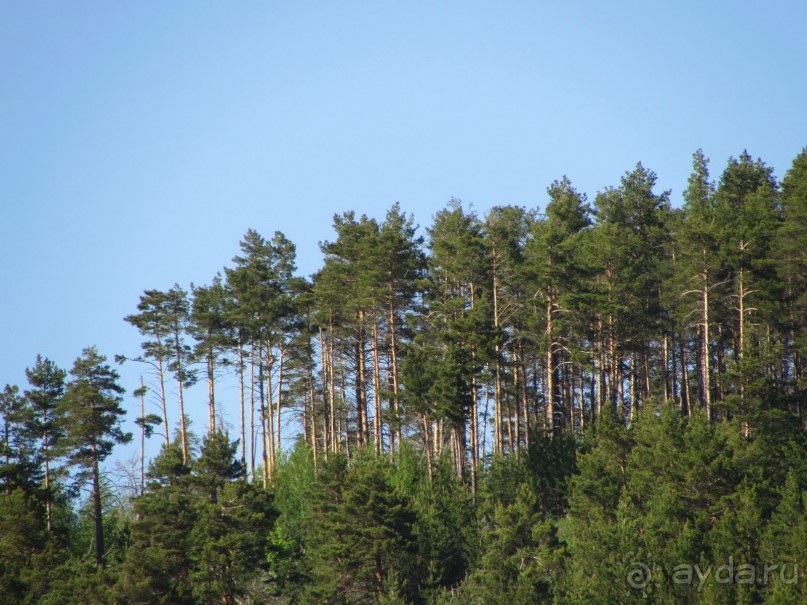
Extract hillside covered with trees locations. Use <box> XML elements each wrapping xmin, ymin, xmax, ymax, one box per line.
<box><xmin>1</xmin><ymin>148</ymin><xmax>806</xmax><ymax>604</ymax></box>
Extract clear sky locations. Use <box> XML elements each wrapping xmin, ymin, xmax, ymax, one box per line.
<box><xmin>2</xmin><ymin>2</ymin><xmax>805</xmax><ymax>467</ymax></box>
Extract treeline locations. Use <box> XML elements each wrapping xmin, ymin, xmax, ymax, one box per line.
<box><xmin>124</xmin><ymin>148</ymin><xmax>805</xmax><ymax>481</ymax></box>
<box><xmin>0</xmin><ymin>147</ymin><xmax>804</xmax><ymax>603</ymax></box>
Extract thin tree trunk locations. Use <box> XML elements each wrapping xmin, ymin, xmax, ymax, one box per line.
<box><xmin>318</xmin><ymin>328</ymin><xmax>330</xmax><ymax>461</ymax></box>
<box><xmin>738</xmin><ymin>264</ymin><xmax>749</xmax><ymax>435</ymax></box>
<box><xmin>371</xmin><ymin>319</ymin><xmax>383</xmax><ymax>456</ymax></box>
<box><xmin>680</xmin><ymin>338</ymin><xmax>691</xmax><ymax>416</ymax></box>
<box><xmin>671</xmin><ymin>328</ymin><xmax>679</xmax><ymax>406</ymax></box>
<box><xmin>608</xmin><ymin>313</ymin><xmax>618</xmax><ymax>415</ymax></box>
<box><xmin>250</xmin><ymin>343</ymin><xmax>257</xmax><ymax>475</ymax></box>
<box><xmin>356</xmin><ymin>312</ymin><xmax>368</xmax><ymax>448</ymax></box>
<box><xmin>505</xmin><ymin>395</ymin><xmax>514</xmax><ymax>453</ymax></box>
<box><xmin>92</xmin><ymin>458</ymin><xmax>104</xmax><ymax>568</ymax></box>
<box><xmin>306</xmin><ymin>345</ymin><xmax>318</xmax><ymax>470</ymax></box>
<box><xmin>493</xmin><ymin>272</ymin><xmax>503</xmax><ymax>455</ymax></box>
<box><xmin>328</xmin><ymin>323</ymin><xmax>338</xmax><ymax>453</ymax></box>
<box><xmin>207</xmin><ymin>344</ymin><xmax>215</xmax><ymax>433</ymax></box>
<box><xmin>388</xmin><ymin>290</ymin><xmax>402</xmax><ymax>457</ymax></box>
<box><xmin>173</xmin><ymin>318</ymin><xmax>189</xmax><ymax>464</ymax></box>
<box><xmin>89</xmin><ymin>411</ymin><xmax>105</xmax><ymax>569</ymax></box>
<box><xmin>591</xmin><ymin>354</ymin><xmax>599</xmax><ymax>422</ymax></box>
<box><xmin>265</xmin><ymin>343</ymin><xmax>276</xmax><ymax>483</ymax></box>
<box><xmin>340</xmin><ymin>371</ymin><xmax>350</xmax><ymax>458</ymax></box>
<box><xmin>577</xmin><ymin>365</ymin><xmax>585</xmax><ymax>431</ymax></box>
<box><xmin>259</xmin><ymin>345</ymin><xmax>269</xmax><ymax>487</ymax></box>
<box><xmin>546</xmin><ymin>300</ymin><xmax>555</xmax><ymax>434</ymax></box>
<box><xmin>276</xmin><ymin>345</ymin><xmax>284</xmax><ymax>456</ymax></box>
<box><xmin>717</xmin><ymin>327</ymin><xmax>726</xmax><ymax>403</ymax></box>
<box><xmin>481</xmin><ymin>382</ymin><xmax>490</xmax><ymax>458</ymax></box>
<box><xmin>155</xmin><ymin>346</ymin><xmax>170</xmax><ymax>449</ymax></box>
<box><xmin>41</xmin><ymin>394</ymin><xmax>56</xmax><ymax>529</ymax></box>
<box><xmin>515</xmin><ymin>346</ymin><xmax>529</xmax><ymax>449</ymax></box>
<box><xmin>138</xmin><ymin>376</ymin><xmax>146</xmax><ymax>498</ymax></box>
<box><xmin>469</xmin><ymin>372</ymin><xmax>478</xmax><ymax>493</ymax></box>
<box><xmin>702</xmin><ymin>271</ymin><xmax>712</xmax><ymax>420</ymax></box>
<box><xmin>237</xmin><ymin>342</ymin><xmax>246</xmax><ymax>469</ymax></box>
<box><xmin>422</xmin><ymin>414</ymin><xmax>433</xmax><ymax>485</ymax></box>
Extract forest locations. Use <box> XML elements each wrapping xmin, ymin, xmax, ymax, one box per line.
<box><xmin>1</xmin><ymin>148</ymin><xmax>805</xmax><ymax>604</ymax></box>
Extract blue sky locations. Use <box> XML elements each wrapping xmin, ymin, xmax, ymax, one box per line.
<box><xmin>2</xmin><ymin>2</ymin><xmax>805</xmax><ymax>465</ymax></box>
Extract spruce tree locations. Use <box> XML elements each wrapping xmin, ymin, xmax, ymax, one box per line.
<box><xmin>302</xmin><ymin>450</ymin><xmax>417</xmax><ymax>603</ymax></box>
<box><xmin>117</xmin><ymin>442</ymin><xmax>196</xmax><ymax>604</ymax></box>
<box><xmin>188</xmin><ymin>431</ymin><xmax>276</xmax><ymax>604</ymax></box>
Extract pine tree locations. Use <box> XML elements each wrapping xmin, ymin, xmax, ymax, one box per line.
<box><xmin>22</xmin><ymin>355</ymin><xmax>66</xmax><ymax>531</ymax></box>
<box><xmin>525</xmin><ymin>178</ymin><xmax>592</xmax><ymax>433</ymax></box>
<box><xmin>775</xmin><ymin>148</ymin><xmax>807</xmax><ymax>425</ymax></box>
<box><xmin>422</xmin><ymin>200</ymin><xmax>493</xmax><ymax>480</ymax></box>
<box><xmin>591</xmin><ymin>164</ymin><xmax>672</xmax><ymax>419</ymax></box>
<box><xmin>225</xmin><ymin>229</ymin><xmax>298</xmax><ymax>483</ymax></box>
<box><xmin>674</xmin><ymin>150</ymin><xmax>724</xmax><ymax>419</ymax></box>
<box><xmin>713</xmin><ymin>152</ymin><xmax>782</xmax><ymax>429</ymax></box>
<box><xmin>0</xmin><ymin>384</ymin><xmax>38</xmax><ymax>495</ymax></box>
<box><xmin>59</xmin><ymin>347</ymin><xmax>131</xmax><ymax>568</ymax></box>
<box><xmin>316</xmin><ymin>213</ymin><xmax>383</xmax><ymax>453</ymax></box>
<box><xmin>484</xmin><ymin>205</ymin><xmax>531</xmax><ymax>453</ymax></box>
<box><xmin>376</xmin><ymin>204</ymin><xmax>427</xmax><ymax>458</ymax></box>
<box><xmin>189</xmin><ymin>276</ymin><xmax>231</xmax><ymax>434</ymax></box>
<box><xmin>124</xmin><ymin>288</ymin><xmax>175</xmax><ymax>450</ymax></box>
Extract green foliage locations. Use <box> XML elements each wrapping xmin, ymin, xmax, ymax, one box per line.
<box><xmin>463</xmin><ymin>485</ymin><xmax>563</xmax><ymax>604</ymax></box>
<box><xmin>412</xmin><ymin>455</ymin><xmax>478</xmax><ymax>598</ymax></box>
<box><xmin>116</xmin><ymin>432</ymin><xmax>277</xmax><ymax>605</ymax></box>
<box><xmin>0</xmin><ymin>489</ymin><xmax>47</xmax><ymax>603</ymax></box>
<box><xmin>4</xmin><ymin>148</ymin><xmax>807</xmax><ymax>603</ymax></box>
<box><xmin>301</xmin><ymin>449</ymin><xmax>419</xmax><ymax>604</ymax></box>
<box><xmin>559</xmin><ymin>404</ymin><xmax>806</xmax><ymax>604</ymax></box>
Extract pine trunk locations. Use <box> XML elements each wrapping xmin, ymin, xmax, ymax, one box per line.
<box><xmin>702</xmin><ymin>271</ymin><xmax>712</xmax><ymax>420</ymax></box>
<box><xmin>236</xmin><ymin>341</ymin><xmax>246</xmax><ymax>466</ymax></box>
<box><xmin>276</xmin><ymin>345</ymin><xmax>284</xmax><ymax>457</ymax></box>
<box><xmin>371</xmin><ymin>320</ymin><xmax>383</xmax><ymax>456</ymax></box>
<box><xmin>207</xmin><ymin>345</ymin><xmax>215</xmax><ymax>433</ymax></box>
<box><xmin>90</xmin><ymin>419</ymin><xmax>104</xmax><ymax>568</ymax></box>
<box><xmin>388</xmin><ymin>291</ymin><xmax>402</xmax><ymax>457</ymax></box>
<box><xmin>174</xmin><ymin>318</ymin><xmax>189</xmax><ymax>463</ymax></box>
